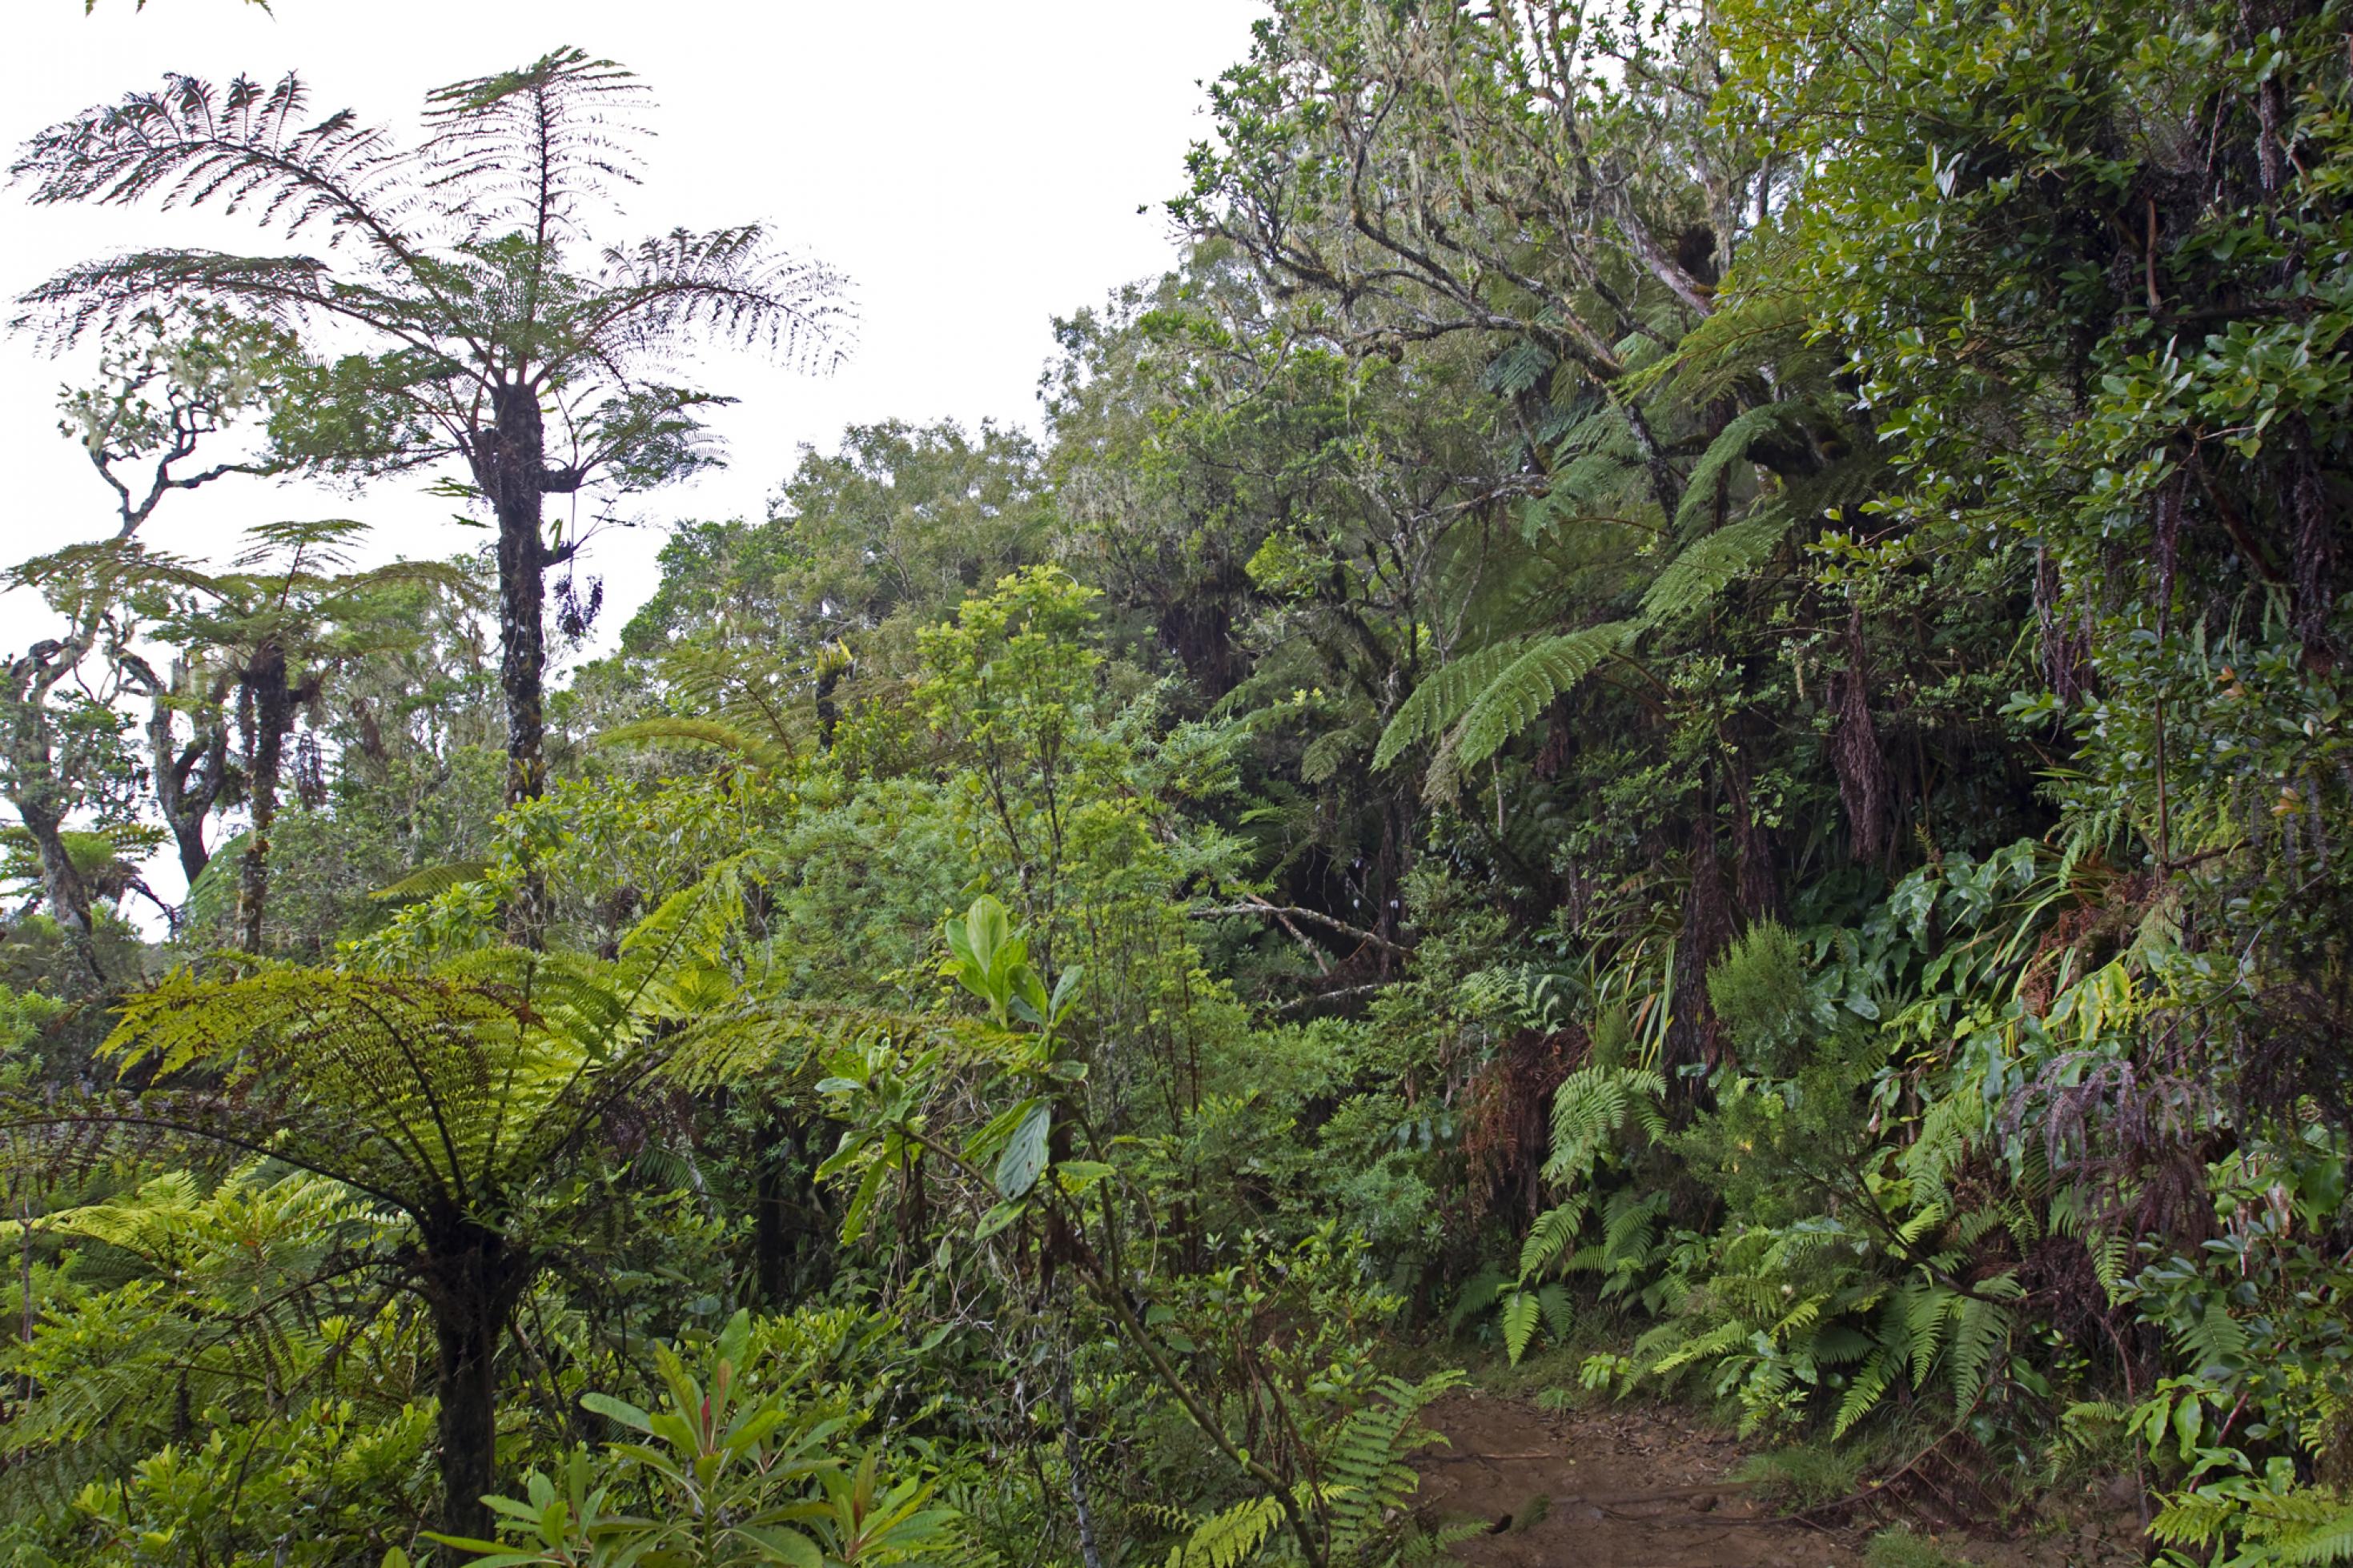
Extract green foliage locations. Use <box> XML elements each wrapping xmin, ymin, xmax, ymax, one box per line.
<box><xmin>1150</xmin><ymin>1371</ymin><xmax>1466</xmax><ymax>1568</ymax></box>
<box><xmin>1638</xmin><ymin>511</ymin><xmax>1793</xmax><ymax>625</ymax></box>
<box><xmin>1705</xmin><ymin>921</ymin><xmax>1819</xmax><ymax>1076</ymax></box>
<box><xmin>1863</xmin><ymin>1526</ymin><xmax>1976</xmax><ymax>1568</ymax></box>
<box><xmin>1733</xmin><ymin>1442</ymin><xmax>1866</xmax><ymax>1511</ymax></box>
<box><xmin>15</xmin><ymin>0</ymin><xmax>2353</xmax><ymax>1559</ymax></box>
<box><xmin>437</xmin><ymin>1310</ymin><xmax>957</xmax><ymax>1567</ymax></box>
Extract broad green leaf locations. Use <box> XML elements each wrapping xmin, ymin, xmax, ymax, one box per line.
<box><xmin>735</xmin><ymin>1525</ymin><xmax>825</xmax><ymax>1566</ymax></box>
<box><xmin>996</xmin><ymin>1101</ymin><xmax>1052</xmax><ymax>1198</ymax></box>
<box><xmin>580</xmin><ymin>1391</ymin><xmax>653</xmax><ymax>1433</ymax></box>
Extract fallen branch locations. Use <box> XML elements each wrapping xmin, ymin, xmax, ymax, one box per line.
<box><xmin>1269</xmin><ymin>981</ymin><xmax>1394</xmax><ymax>1017</ymax></box>
<box><xmin>1190</xmin><ymin>899</ymin><xmax>1410</xmax><ymax>952</ymax></box>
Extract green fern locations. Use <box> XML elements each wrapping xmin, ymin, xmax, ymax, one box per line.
<box><xmin>1448</xmin><ymin>622</ymin><xmax>1641</xmax><ymax>776</ymax></box>
<box><xmin>1518</xmin><ymin>1197</ymin><xmax>1588</xmax><ymax>1280</ymax></box>
<box><xmin>1159</xmin><ymin>1495</ymin><xmax>1285</xmax><ymax>1567</ymax></box>
<box><xmin>1668</xmin><ymin>403</ymin><xmax>1805</xmax><ymax>535</ymax></box>
<box><xmin>1638</xmin><ymin>509</ymin><xmax>1791</xmax><ymax>624</ymax></box>
<box><xmin>1542</xmin><ymin>1065</ymin><xmax>1666</xmax><ymax>1186</ymax></box>
<box><xmin>368</xmin><ymin>859</ymin><xmax>492</xmax><ymax>902</ymax></box>
<box><xmin>1835</xmin><ymin>1351</ymin><xmax>1896</xmax><ymax>1438</ymax></box>
<box><xmin>1500</xmin><ymin>1289</ymin><xmax>1544</xmax><ymax>1365</ymax></box>
<box><xmin>1321</xmin><ymin>1371</ymin><xmax>1467</xmax><ymax>1557</ymax></box>
<box><xmin>1153</xmin><ymin>1373</ymin><xmax>1465</xmax><ymax>1566</ymax></box>
<box><xmin>1372</xmin><ymin>638</ymin><xmax>1530</xmax><ymax>769</ymax></box>
<box><xmin>591</xmin><ymin>716</ymin><xmax>793</xmax><ymax>770</ymax></box>
<box><xmin>2153</xmin><ymin>1463</ymin><xmax>2353</xmax><ymax>1566</ymax></box>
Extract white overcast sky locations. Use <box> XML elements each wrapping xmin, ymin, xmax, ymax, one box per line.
<box><xmin>0</xmin><ymin>0</ymin><xmax>1263</xmax><ymax>656</ymax></box>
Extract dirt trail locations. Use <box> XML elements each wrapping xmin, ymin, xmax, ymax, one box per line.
<box><xmin>1414</xmin><ymin>1392</ymin><xmax>2144</xmax><ymax>1567</ymax></box>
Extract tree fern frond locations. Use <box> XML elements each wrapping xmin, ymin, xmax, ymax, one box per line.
<box><xmin>10</xmin><ymin>70</ymin><xmax>416</xmax><ymax>280</ymax></box>
<box><xmin>592</xmin><ymin>716</ymin><xmax>792</xmax><ymax>769</ymax></box>
<box><xmin>369</xmin><ymin>860</ymin><xmax>492</xmax><ymax>903</ymax></box>
<box><xmin>1637</xmin><ymin>509</ymin><xmax>1791</xmax><ymax>624</ymax></box>
<box><xmin>1373</xmin><ymin>636</ymin><xmax>1529</xmax><ymax>770</ymax></box>
<box><xmin>1444</xmin><ymin>620</ymin><xmax>1640</xmax><ymax>780</ymax></box>
<box><xmin>420</xmin><ymin>48</ymin><xmax>648</xmax><ymax>247</ymax></box>
<box><xmin>1669</xmin><ymin>403</ymin><xmax>1805</xmax><ymax>535</ymax></box>
<box><xmin>1483</xmin><ymin>339</ymin><xmax>1555</xmax><ymax>396</ymax></box>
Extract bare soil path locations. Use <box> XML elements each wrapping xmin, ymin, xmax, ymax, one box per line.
<box><xmin>1415</xmin><ymin>1391</ymin><xmax>2146</xmax><ymax>1567</ymax></box>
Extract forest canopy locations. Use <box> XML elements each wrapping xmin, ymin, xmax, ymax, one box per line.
<box><xmin>2</xmin><ymin>2</ymin><xmax>2351</xmax><ymax>1565</ymax></box>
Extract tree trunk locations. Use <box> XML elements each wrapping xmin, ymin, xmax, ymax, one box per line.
<box><xmin>1056</xmin><ymin>1349</ymin><xmax>1107</xmax><ymax>1568</ymax></box>
<box><xmin>4</xmin><ymin>644</ymin><xmax>106</xmax><ymax>983</ymax></box>
<box><xmin>149</xmin><ymin>664</ymin><xmax>227</xmax><ymax>888</ymax></box>
<box><xmin>486</xmin><ymin>383</ymin><xmax>550</xmax><ymax>814</ymax></box>
<box><xmin>753</xmin><ymin>1121</ymin><xmax>791</xmax><ymax>1307</ymax></box>
<box><xmin>238</xmin><ymin>640</ymin><xmax>290</xmax><ymax>954</ymax></box>
<box><xmin>751</xmin><ymin>1114</ymin><xmax>824</xmax><ymax>1306</ymax></box>
<box><xmin>421</xmin><ymin>1222</ymin><xmax>532</xmax><ymax>1553</ymax></box>
<box><xmin>18</xmin><ymin>794</ymin><xmax>103</xmax><ymax>981</ymax></box>
<box><xmin>480</xmin><ymin>382</ymin><xmax>551</xmax><ymax>946</ymax></box>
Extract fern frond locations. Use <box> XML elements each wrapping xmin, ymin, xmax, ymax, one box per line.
<box><xmin>1161</xmin><ymin>1494</ymin><xmax>1283</xmax><ymax>1567</ymax></box>
<box><xmin>1373</xmin><ymin>637</ymin><xmax>1529</xmax><ymax>770</ymax></box>
<box><xmin>1447</xmin><ymin>621</ymin><xmax>1640</xmax><ymax>778</ymax></box>
<box><xmin>1542</xmin><ymin>1065</ymin><xmax>1665</xmax><ymax>1187</ymax></box>
<box><xmin>1518</xmin><ymin>1197</ymin><xmax>1588</xmax><ymax>1281</ymax></box>
<box><xmin>1500</xmin><ymin>1289</ymin><xmax>1543</xmax><ymax>1365</ymax></box>
<box><xmin>1669</xmin><ymin>403</ymin><xmax>1805</xmax><ymax>535</ymax></box>
<box><xmin>368</xmin><ymin>860</ymin><xmax>492</xmax><ymax>902</ymax></box>
<box><xmin>592</xmin><ymin>716</ymin><xmax>792</xmax><ymax>769</ymax></box>
<box><xmin>1323</xmin><ymin>1371</ymin><xmax>1464</xmax><ymax>1548</ymax></box>
<box><xmin>1637</xmin><ymin>509</ymin><xmax>1791</xmax><ymax>624</ymax></box>
<box><xmin>1948</xmin><ymin>1297</ymin><xmax>2011</xmax><ymax>1408</ymax></box>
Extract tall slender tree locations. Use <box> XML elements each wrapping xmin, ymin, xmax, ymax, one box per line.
<box><xmin>11</xmin><ymin>49</ymin><xmax>852</xmax><ymax>935</ymax></box>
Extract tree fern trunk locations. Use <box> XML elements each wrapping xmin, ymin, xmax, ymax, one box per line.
<box><xmin>239</xmin><ymin>639</ymin><xmax>289</xmax><ymax>954</ymax></box>
<box><xmin>482</xmin><ymin>382</ymin><xmax>550</xmax><ymax>946</ymax></box>
<box><xmin>421</xmin><ymin>1223</ymin><xmax>530</xmax><ymax>1554</ymax></box>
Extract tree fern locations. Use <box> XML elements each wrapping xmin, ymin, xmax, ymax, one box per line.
<box><xmin>1447</xmin><ymin>621</ymin><xmax>1641</xmax><ymax>778</ymax></box>
<box><xmin>1668</xmin><ymin>403</ymin><xmax>1805</xmax><ymax>535</ymax></box>
<box><xmin>1372</xmin><ymin>637</ymin><xmax>1528</xmax><ymax>769</ymax></box>
<box><xmin>592</xmin><ymin>716</ymin><xmax>793</xmax><ymax>771</ymax></box>
<box><xmin>369</xmin><ymin>859</ymin><xmax>493</xmax><ymax>903</ymax></box>
<box><xmin>6</xmin><ymin>870</ymin><xmax>764</xmax><ymax>1542</ymax></box>
<box><xmin>1637</xmin><ymin>509</ymin><xmax>1791</xmax><ymax>624</ymax></box>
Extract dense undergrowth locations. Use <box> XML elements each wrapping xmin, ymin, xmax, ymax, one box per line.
<box><xmin>2</xmin><ymin>0</ymin><xmax>2351</xmax><ymax>1562</ymax></box>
